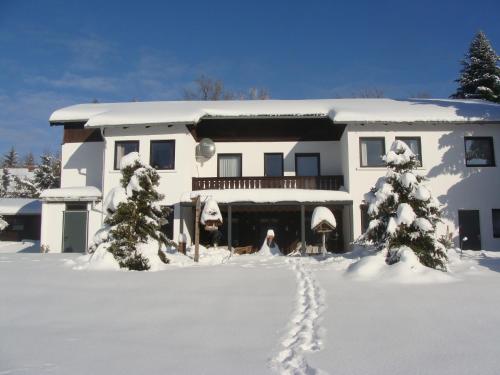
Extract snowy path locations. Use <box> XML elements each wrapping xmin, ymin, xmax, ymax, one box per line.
<box><xmin>272</xmin><ymin>259</ymin><xmax>325</xmax><ymax>375</ymax></box>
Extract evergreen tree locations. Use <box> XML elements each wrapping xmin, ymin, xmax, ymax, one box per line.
<box><xmin>452</xmin><ymin>31</ymin><xmax>500</xmax><ymax>103</ymax></box>
<box><xmin>12</xmin><ymin>175</ymin><xmax>39</xmax><ymax>198</ymax></box>
<box><xmin>0</xmin><ymin>168</ymin><xmax>12</xmax><ymax>197</ymax></box>
<box><xmin>23</xmin><ymin>152</ymin><xmax>36</xmax><ymax>169</ymax></box>
<box><xmin>94</xmin><ymin>152</ymin><xmax>173</xmax><ymax>270</ymax></box>
<box><xmin>357</xmin><ymin>141</ymin><xmax>448</xmax><ymax>270</ymax></box>
<box><xmin>33</xmin><ymin>154</ymin><xmax>60</xmax><ymax>191</ymax></box>
<box><xmin>3</xmin><ymin>147</ymin><xmax>19</xmax><ymax>168</ymax></box>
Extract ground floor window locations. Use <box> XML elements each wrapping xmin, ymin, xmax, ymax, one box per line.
<box><xmin>492</xmin><ymin>209</ymin><xmax>500</xmax><ymax>238</ymax></box>
<box><xmin>360</xmin><ymin>204</ymin><xmax>369</xmax><ymax>233</ymax></box>
<box><xmin>198</xmin><ymin>205</ymin><xmax>344</xmax><ymax>254</ymax></box>
<box><xmin>161</xmin><ymin>205</ymin><xmax>174</xmax><ymax>240</ymax></box>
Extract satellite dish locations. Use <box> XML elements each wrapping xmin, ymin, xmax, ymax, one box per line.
<box><xmin>196</xmin><ymin>138</ymin><xmax>216</xmax><ymax>160</ymax></box>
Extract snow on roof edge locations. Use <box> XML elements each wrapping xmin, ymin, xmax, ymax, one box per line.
<box><xmin>181</xmin><ymin>189</ymin><xmax>352</xmax><ymax>204</ymax></box>
<box><xmin>48</xmin><ymin>98</ymin><xmax>500</xmax><ymax>128</ymax></box>
<box><xmin>40</xmin><ymin>186</ymin><xmax>102</xmax><ymax>201</ymax></box>
<box><xmin>0</xmin><ymin>198</ymin><xmax>42</xmax><ymax>215</ymax></box>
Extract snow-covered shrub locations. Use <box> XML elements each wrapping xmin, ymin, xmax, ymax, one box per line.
<box><xmin>356</xmin><ymin>140</ymin><xmax>448</xmax><ymax>271</ymax></box>
<box><xmin>91</xmin><ymin>152</ymin><xmax>175</xmax><ymax>271</ymax></box>
<box><xmin>33</xmin><ymin>154</ymin><xmax>60</xmax><ymax>192</ymax></box>
<box><xmin>0</xmin><ymin>215</ymin><xmax>8</xmax><ymax>232</ymax></box>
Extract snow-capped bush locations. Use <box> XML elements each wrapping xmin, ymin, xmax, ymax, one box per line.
<box><xmin>0</xmin><ymin>215</ymin><xmax>8</xmax><ymax>231</ymax></box>
<box><xmin>356</xmin><ymin>140</ymin><xmax>448</xmax><ymax>271</ymax></box>
<box><xmin>90</xmin><ymin>152</ymin><xmax>175</xmax><ymax>271</ymax></box>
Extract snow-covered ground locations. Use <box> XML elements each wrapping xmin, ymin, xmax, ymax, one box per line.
<box><xmin>1</xmin><ymin>244</ymin><xmax>500</xmax><ymax>374</ymax></box>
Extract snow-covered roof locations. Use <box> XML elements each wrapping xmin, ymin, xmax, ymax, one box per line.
<box><xmin>49</xmin><ymin>98</ymin><xmax>500</xmax><ymax>128</ymax></box>
<box><xmin>181</xmin><ymin>189</ymin><xmax>351</xmax><ymax>204</ymax></box>
<box><xmin>40</xmin><ymin>186</ymin><xmax>102</xmax><ymax>201</ymax></box>
<box><xmin>0</xmin><ymin>198</ymin><xmax>41</xmax><ymax>215</ymax></box>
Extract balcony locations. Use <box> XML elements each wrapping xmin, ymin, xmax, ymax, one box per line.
<box><xmin>192</xmin><ymin>175</ymin><xmax>344</xmax><ymax>191</ymax></box>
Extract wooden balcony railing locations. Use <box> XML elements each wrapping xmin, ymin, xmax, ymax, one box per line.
<box><xmin>192</xmin><ymin>175</ymin><xmax>344</xmax><ymax>191</ymax></box>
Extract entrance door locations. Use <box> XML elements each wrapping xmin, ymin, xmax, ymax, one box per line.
<box><xmin>63</xmin><ymin>211</ymin><xmax>88</xmax><ymax>253</ymax></box>
<box><xmin>458</xmin><ymin>210</ymin><xmax>481</xmax><ymax>250</ymax></box>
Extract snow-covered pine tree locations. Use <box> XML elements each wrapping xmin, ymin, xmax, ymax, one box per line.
<box><xmin>33</xmin><ymin>154</ymin><xmax>60</xmax><ymax>191</ymax></box>
<box><xmin>23</xmin><ymin>152</ymin><xmax>36</xmax><ymax>170</ymax></box>
<box><xmin>95</xmin><ymin>152</ymin><xmax>173</xmax><ymax>270</ymax></box>
<box><xmin>12</xmin><ymin>175</ymin><xmax>39</xmax><ymax>198</ymax></box>
<box><xmin>357</xmin><ymin>140</ymin><xmax>448</xmax><ymax>270</ymax></box>
<box><xmin>0</xmin><ymin>168</ymin><xmax>12</xmax><ymax>197</ymax></box>
<box><xmin>3</xmin><ymin>147</ymin><xmax>19</xmax><ymax>168</ymax></box>
<box><xmin>452</xmin><ymin>31</ymin><xmax>500</xmax><ymax>103</ymax></box>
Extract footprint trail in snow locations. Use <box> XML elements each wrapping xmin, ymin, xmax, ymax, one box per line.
<box><xmin>272</xmin><ymin>258</ymin><xmax>326</xmax><ymax>375</ymax></box>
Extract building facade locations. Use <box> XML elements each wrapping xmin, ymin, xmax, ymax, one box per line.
<box><xmin>41</xmin><ymin>99</ymin><xmax>500</xmax><ymax>253</ymax></box>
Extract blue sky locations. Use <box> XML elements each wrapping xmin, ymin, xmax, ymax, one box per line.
<box><xmin>1</xmin><ymin>0</ymin><xmax>499</xmax><ymax>158</ymax></box>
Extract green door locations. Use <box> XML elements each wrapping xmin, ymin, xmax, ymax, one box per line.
<box><xmin>63</xmin><ymin>211</ymin><xmax>88</xmax><ymax>253</ymax></box>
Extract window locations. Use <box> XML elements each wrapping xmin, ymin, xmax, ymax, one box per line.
<box><xmin>150</xmin><ymin>140</ymin><xmax>175</xmax><ymax>170</ymax></box>
<box><xmin>295</xmin><ymin>154</ymin><xmax>320</xmax><ymax>176</ymax></box>
<box><xmin>114</xmin><ymin>141</ymin><xmax>139</xmax><ymax>170</ymax></box>
<box><xmin>218</xmin><ymin>154</ymin><xmax>242</xmax><ymax>177</ymax></box>
<box><xmin>66</xmin><ymin>203</ymin><xmax>87</xmax><ymax>211</ymax></box>
<box><xmin>360</xmin><ymin>204</ymin><xmax>369</xmax><ymax>233</ymax></box>
<box><xmin>264</xmin><ymin>153</ymin><xmax>284</xmax><ymax>177</ymax></box>
<box><xmin>360</xmin><ymin>138</ymin><xmax>385</xmax><ymax>167</ymax></box>
<box><xmin>396</xmin><ymin>137</ymin><xmax>422</xmax><ymax>166</ymax></box>
<box><xmin>492</xmin><ymin>210</ymin><xmax>500</xmax><ymax>238</ymax></box>
<box><xmin>465</xmin><ymin>137</ymin><xmax>495</xmax><ymax>167</ymax></box>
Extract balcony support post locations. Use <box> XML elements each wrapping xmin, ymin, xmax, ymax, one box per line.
<box><xmin>300</xmin><ymin>204</ymin><xmax>306</xmax><ymax>254</ymax></box>
<box><xmin>227</xmin><ymin>204</ymin><xmax>232</xmax><ymax>253</ymax></box>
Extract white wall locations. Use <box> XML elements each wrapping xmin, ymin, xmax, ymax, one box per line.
<box><xmin>345</xmin><ymin>123</ymin><xmax>500</xmax><ymax>250</ymax></box>
<box><xmin>40</xmin><ymin>202</ymin><xmax>65</xmax><ymax>252</ymax></box>
<box><xmin>40</xmin><ymin>201</ymin><xmax>103</xmax><ymax>253</ymax></box>
<box><xmin>196</xmin><ymin>141</ymin><xmax>343</xmax><ymax>177</ymax></box>
<box><xmin>61</xmin><ymin>142</ymin><xmax>104</xmax><ymax>188</ymax></box>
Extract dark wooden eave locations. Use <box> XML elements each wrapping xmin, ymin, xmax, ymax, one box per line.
<box><xmin>187</xmin><ymin>117</ymin><xmax>346</xmax><ymax>142</ymax></box>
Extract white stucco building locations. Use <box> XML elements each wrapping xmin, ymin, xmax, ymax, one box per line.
<box><xmin>40</xmin><ymin>98</ymin><xmax>500</xmax><ymax>253</ymax></box>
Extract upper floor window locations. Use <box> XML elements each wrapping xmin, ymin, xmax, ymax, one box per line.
<box><xmin>295</xmin><ymin>153</ymin><xmax>320</xmax><ymax>176</ymax></box>
<box><xmin>114</xmin><ymin>140</ymin><xmax>139</xmax><ymax>170</ymax></box>
<box><xmin>359</xmin><ymin>137</ymin><xmax>385</xmax><ymax>167</ymax></box>
<box><xmin>492</xmin><ymin>209</ymin><xmax>500</xmax><ymax>238</ymax></box>
<box><xmin>465</xmin><ymin>137</ymin><xmax>495</xmax><ymax>167</ymax></box>
<box><xmin>218</xmin><ymin>154</ymin><xmax>242</xmax><ymax>177</ymax></box>
<box><xmin>150</xmin><ymin>140</ymin><xmax>175</xmax><ymax>170</ymax></box>
<box><xmin>264</xmin><ymin>153</ymin><xmax>284</xmax><ymax>177</ymax></box>
<box><xmin>395</xmin><ymin>137</ymin><xmax>422</xmax><ymax>166</ymax></box>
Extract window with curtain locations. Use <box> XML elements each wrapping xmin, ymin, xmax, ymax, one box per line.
<box><xmin>464</xmin><ymin>137</ymin><xmax>495</xmax><ymax>167</ymax></box>
<box><xmin>295</xmin><ymin>154</ymin><xmax>320</xmax><ymax>176</ymax></box>
<box><xmin>114</xmin><ymin>141</ymin><xmax>139</xmax><ymax>169</ymax></box>
<box><xmin>150</xmin><ymin>140</ymin><xmax>175</xmax><ymax>170</ymax></box>
<box><xmin>264</xmin><ymin>153</ymin><xmax>284</xmax><ymax>176</ymax></box>
<box><xmin>493</xmin><ymin>210</ymin><xmax>500</xmax><ymax>238</ymax></box>
<box><xmin>396</xmin><ymin>137</ymin><xmax>422</xmax><ymax>166</ymax></box>
<box><xmin>359</xmin><ymin>138</ymin><xmax>385</xmax><ymax>167</ymax></box>
<box><xmin>218</xmin><ymin>154</ymin><xmax>242</xmax><ymax>177</ymax></box>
